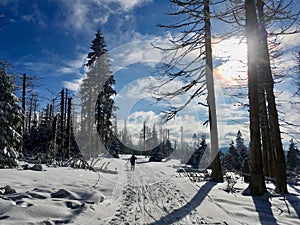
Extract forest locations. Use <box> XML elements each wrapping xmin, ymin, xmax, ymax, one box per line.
<box><xmin>1</xmin><ymin>0</ymin><xmax>300</xmax><ymax>224</ymax></box>
<box><xmin>1</xmin><ymin>0</ymin><xmax>300</xmax><ymax>219</ymax></box>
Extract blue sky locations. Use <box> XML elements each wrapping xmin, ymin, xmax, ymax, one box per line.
<box><xmin>1</xmin><ymin>0</ymin><xmax>299</xmax><ymax>149</ymax></box>
<box><xmin>0</xmin><ymin>0</ymin><xmax>171</xmax><ymax>92</ymax></box>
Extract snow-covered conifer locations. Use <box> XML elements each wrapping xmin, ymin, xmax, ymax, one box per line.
<box><xmin>287</xmin><ymin>139</ymin><xmax>300</xmax><ymax>172</ymax></box>
<box><xmin>0</xmin><ymin>62</ymin><xmax>22</xmax><ymax>168</ymax></box>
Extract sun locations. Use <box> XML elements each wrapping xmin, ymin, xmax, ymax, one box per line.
<box><xmin>212</xmin><ymin>37</ymin><xmax>248</xmax><ymax>86</ymax></box>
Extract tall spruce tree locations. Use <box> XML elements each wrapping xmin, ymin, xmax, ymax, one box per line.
<box><xmin>228</xmin><ymin>141</ymin><xmax>240</xmax><ymax>171</ymax></box>
<box><xmin>81</xmin><ymin>30</ymin><xmax>116</xmax><ymax>156</ymax></box>
<box><xmin>187</xmin><ymin>134</ymin><xmax>208</xmax><ymax>169</ymax></box>
<box><xmin>286</xmin><ymin>139</ymin><xmax>300</xmax><ymax>172</ymax></box>
<box><xmin>95</xmin><ymin>75</ymin><xmax>116</xmax><ymax>149</ymax></box>
<box><xmin>236</xmin><ymin>130</ymin><xmax>248</xmax><ymax>164</ymax></box>
<box><xmin>0</xmin><ymin>62</ymin><xmax>22</xmax><ymax>168</ymax></box>
<box><xmin>224</xmin><ymin>131</ymin><xmax>249</xmax><ymax>171</ymax></box>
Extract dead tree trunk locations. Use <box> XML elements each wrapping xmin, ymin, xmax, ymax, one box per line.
<box><xmin>245</xmin><ymin>0</ymin><xmax>266</xmax><ymax>195</ymax></box>
<box><xmin>204</xmin><ymin>0</ymin><xmax>223</xmax><ymax>182</ymax></box>
<box><xmin>256</xmin><ymin>0</ymin><xmax>287</xmax><ymax>193</ymax></box>
<box><xmin>65</xmin><ymin>97</ymin><xmax>72</xmax><ymax>159</ymax></box>
<box><xmin>60</xmin><ymin>88</ymin><xmax>65</xmax><ymax>157</ymax></box>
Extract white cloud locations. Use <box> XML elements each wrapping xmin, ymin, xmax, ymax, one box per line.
<box><xmin>93</xmin><ymin>15</ymin><xmax>109</xmax><ymax>25</ymax></box>
<box><xmin>63</xmin><ymin>78</ymin><xmax>83</xmax><ymax>91</ymax></box>
<box><xmin>116</xmin><ymin>109</ymin><xmax>209</xmax><ymax>148</ymax></box>
<box><xmin>57</xmin><ymin>0</ymin><xmax>153</xmax><ymax>34</ymax></box>
<box><xmin>109</xmin><ymin>0</ymin><xmax>153</xmax><ymax>11</ymax></box>
<box><xmin>57</xmin><ymin>67</ymin><xmax>75</xmax><ymax>74</ymax></box>
<box><xmin>60</xmin><ymin>0</ymin><xmax>89</xmax><ymax>31</ymax></box>
<box><xmin>59</xmin><ymin>53</ymin><xmax>87</xmax><ymax>90</ymax></box>
<box><xmin>109</xmin><ymin>38</ymin><xmax>166</xmax><ymax>72</ymax></box>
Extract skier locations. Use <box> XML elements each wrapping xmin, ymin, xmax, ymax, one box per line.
<box><xmin>130</xmin><ymin>154</ymin><xmax>137</xmax><ymax>171</ymax></box>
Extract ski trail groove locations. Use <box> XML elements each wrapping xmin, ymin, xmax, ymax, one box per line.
<box><xmin>104</xmin><ymin>160</ymin><xmax>213</xmax><ymax>225</ymax></box>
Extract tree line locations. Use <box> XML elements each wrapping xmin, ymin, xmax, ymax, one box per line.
<box><xmin>0</xmin><ymin>31</ymin><xmax>117</xmax><ymax>168</ymax></box>
<box><xmin>0</xmin><ymin>0</ymin><xmax>299</xmax><ymax>197</ymax></box>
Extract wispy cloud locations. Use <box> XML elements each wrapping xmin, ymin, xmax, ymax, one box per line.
<box><xmin>57</xmin><ymin>0</ymin><xmax>153</xmax><ymax>35</ymax></box>
<box><xmin>110</xmin><ymin>0</ymin><xmax>153</xmax><ymax>11</ymax></box>
<box><xmin>63</xmin><ymin>78</ymin><xmax>83</xmax><ymax>92</ymax></box>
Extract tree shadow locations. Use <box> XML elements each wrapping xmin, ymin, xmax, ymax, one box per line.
<box><xmin>288</xmin><ymin>184</ymin><xmax>300</xmax><ymax>195</ymax></box>
<box><xmin>252</xmin><ymin>195</ymin><xmax>277</xmax><ymax>225</ymax></box>
<box><xmin>136</xmin><ymin>160</ymin><xmax>150</xmax><ymax>164</ymax></box>
<box><xmin>285</xmin><ymin>193</ymin><xmax>300</xmax><ymax>219</ymax></box>
<box><xmin>148</xmin><ymin>181</ymin><xmax>217</xmax><ymax>225</ymax></box>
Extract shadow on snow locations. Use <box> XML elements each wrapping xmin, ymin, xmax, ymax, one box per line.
<box><xmin>252</xmin><ymin>195</ymin><xmax>277</xmax><ymax>225</ymax></box>
<box><xmin>148</xmin><ymin>181</ymin><xmax>217</xmax><ymax>225</ymax></box>
<box><xmin>285</xmin><ymin>192</ymin><xmax>300</xmax><ymax>219</ymax></box>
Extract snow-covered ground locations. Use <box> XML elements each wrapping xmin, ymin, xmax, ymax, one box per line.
<box><xmin>0</xmin><ymin>155</ymin><xmax>299</xmax><ymax>225</ymax></box>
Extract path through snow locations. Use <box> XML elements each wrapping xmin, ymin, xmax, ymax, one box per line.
<box><xmin>99</xmin><ymin>156</ymin><xmax>226</xmax><ymax>225</ymax></box>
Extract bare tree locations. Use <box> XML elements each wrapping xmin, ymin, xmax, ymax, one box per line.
<box><xmin>218</xmin><ymin>0</ymin><xmax>299</xmax><ymax>194</ymax></box>
<box><xmin>245</xmin><ymin>0</ymin><xmax>266</xmax><ymax>195</ymax></box>
<box><xmin>256</xmin><ymin>0</ymin><xmax>290</xmax><ymax>194</ymax></box>
<box><xmin>154</xmin><ymin>0</ymin><xmax>223</xmax><ymax>182</ymax></box>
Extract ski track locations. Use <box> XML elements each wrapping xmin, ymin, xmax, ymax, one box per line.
<box><xmin>102</xmin><ymin>161</ymin><xmax>215</xmax><ymax>225</ymax></box>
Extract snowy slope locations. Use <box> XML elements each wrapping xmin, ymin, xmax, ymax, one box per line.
<box><xmin>0</xmin><ymin>155</ymin><xmax>299</xmax><ymax>224</ymax></box>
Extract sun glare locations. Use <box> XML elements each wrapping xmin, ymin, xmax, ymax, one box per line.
<box><xmin>212</xmin><ymin>38</ymin><xmax>248</xmax><ymax>86</ymax></box>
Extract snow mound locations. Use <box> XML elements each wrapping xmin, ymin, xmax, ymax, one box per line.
<box><xmin>50</xmin><ymin>189</ymin><xmax>79</xmax><ymax>200</ymax></box>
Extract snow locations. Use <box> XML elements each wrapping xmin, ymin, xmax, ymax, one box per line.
<box><xmin>0</xmin><ymin>155</ymin><xmax>299</xmax><ymax>225</ymax></box>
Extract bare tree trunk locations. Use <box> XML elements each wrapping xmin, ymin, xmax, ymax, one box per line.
<box><xmin>22</xmin><ymin>73</ymin><xmax>26</xmax><ymax>133</ymax></box>
<box><xmin>245</xmin><ymin>0</ymin><xmax>266</xmax><ymax>195</ymax></box>
<box><xmin>256</xmin><ymin>0</ymin><xmax>287</xmax><ymax>194</ymax></box>
<box><xmin>60</xmin><ymin>88</ymin><xmax>65</xmax><ymax>157</ymax></box>
<box><xmin>21</xmin><ymin>73</ymin><xmax>26</xmax><ymax>154</ymax></box>
<box><xmin>66</xmin><ymin>97</ymin><xmax>72</xmax><ymax>159</ymax></box>
<box><xmin>204</xmin><ymin>0</ymin><xmax>223</xmax><ymax>182</ymax></box>
<box><xmin>60</xmin><ymin>89</ymin><xmax>65</xmax><ymax>134</ymax></box>
<box><xmin>52</xmin><ymin>116</ymin><xmax>58</xmax><ymax>159</ymax></box>
<box><xmin>28</xmin><ymin>93</ymin><xmax>33</xmax><ymax>130</ymax></box>
<box><xmin>258</xmin><ymin>83</ymin><xmax>274</xmax><ymax>177</ymax></box>
<box><xmin>65</xmin><ymin>89</ymin><xmax>68</xmax><ymax>128</ymax></box>
<box><xmin>88</xmin><ymin>89</ymin><xmax>93</xmax><ymax>159</ymax></box>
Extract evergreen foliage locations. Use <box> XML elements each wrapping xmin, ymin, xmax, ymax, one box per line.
<box><xmin>80</xmin><ymin>30</ymin><xmax>116</xmax><ymax>158</ymax></box>
<box><xmin>23</xmin><ymin>105</ymin><xmax>52</xmax><ymax>159</ymax></box>
<box><xmin>149</xmin><ymin>140</ymin><xmax>174</xmax><ymax>162</ymax></box>
<box><xmin>236</xmin><ymin>130</ymin><xmax>249</xmax><ymax>161</ymax></box>
<box><xmin>221</xmin><ymin>131</ymin><xmax>249</xmax><ymax>172</ymax></box>
<box><xmin>96</xmin><ymin>75</ymin><xmax>116</xmax><ymax>149</ymax></box>
<box><xmin>0</xmin><ymin>62</ymin><xmax>22</xmax><ymax>168</ymax></box>
<box><xmin>187</xmin><ymin>134</ymin><xmax>208</xmax><ymax>169</ymax></box>
<box><xmin>286</xmin><ymin>139</ymin><xmax>300</xmax><ymax>172</ymax></box>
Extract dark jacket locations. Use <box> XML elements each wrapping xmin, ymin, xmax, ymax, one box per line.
<box><xmin>130</xmin><ymin>155</ymin><xmax>137</xmax><ymax>165</ymax></box>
